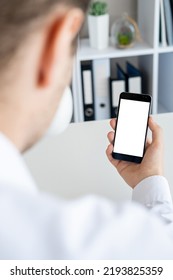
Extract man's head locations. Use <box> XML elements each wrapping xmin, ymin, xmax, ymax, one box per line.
<box><xmin>0</xmin><ymin>0</ymin><xmax>90</xmax><ymax>152</ymax></box>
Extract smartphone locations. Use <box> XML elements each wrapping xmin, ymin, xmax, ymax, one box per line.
<box><xmin>112</xmin><ymin>92</ymin><xmax>152</xmax><ymax>164</ymax></box>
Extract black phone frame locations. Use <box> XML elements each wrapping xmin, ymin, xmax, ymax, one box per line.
<box><xmin>112</xmin><ymin>92</ymin><xmax>152</xmax><ymax>164</ymax></box>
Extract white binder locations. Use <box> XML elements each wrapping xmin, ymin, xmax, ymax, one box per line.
<box><xmin>128</xmin><ymin>77</ymin><xmax>142</xmax><ymax>93</ymax></box>
<box><xmin>110</xmin><ymin>79</ymin><xmax>126</xmax><ymax>118</ymax></box>
<box><xmin>112</xmin><ymin>80</ymin><xmax>125</xmax><ymax>107</ymax></box>
<box><xmin>81</xmin><ymin>61</ymin><xmax>95</xmax><ymax>121</ymax></box>
<box><xmin>93</xmin><ymin>59</ymin><xmax>110</xmax><ymax>120</ymax></box>
<box><xmin>127</xmin><ymin>62</ymin><xmax>142</xmax><ymax>94</ymax></box>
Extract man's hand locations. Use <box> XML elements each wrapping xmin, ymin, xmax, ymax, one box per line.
<box><xmin>106</xmin><ymin>117</ymin><xmax>164</xmax><ymax>189</ymax></box>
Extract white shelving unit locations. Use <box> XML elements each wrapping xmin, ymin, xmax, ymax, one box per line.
<box><xmin>72</xmin><ymin>0</ymin><xmax>173</xmax><ymax>122</ymax></box>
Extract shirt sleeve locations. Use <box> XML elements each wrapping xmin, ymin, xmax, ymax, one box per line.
<box><xmin>132</xmin><ymin>176</ymin><xmax>173</xmax><ymax>229</ymax></box>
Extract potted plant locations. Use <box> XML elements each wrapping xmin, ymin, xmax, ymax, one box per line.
<box><xmin>88</xmin><ymin>1</ymin><xmax>109</xmax><ymax>50</ymax></box>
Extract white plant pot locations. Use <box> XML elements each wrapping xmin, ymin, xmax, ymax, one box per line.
<box><xmin>88</xmin><ymin>14</ymin><xmax>109</xmax><ymax>50</ymax></box>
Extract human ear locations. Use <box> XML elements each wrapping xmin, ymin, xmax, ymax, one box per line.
<box><xmin>38</xmin><ymin>8</ymin><xmax>84</xmax><ymax>87</ymax></box>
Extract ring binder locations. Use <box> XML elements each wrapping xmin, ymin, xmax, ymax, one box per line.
<box><xmin>126</xmin><ymin>62</ymin><xmax>142</xmax><ymax>93</ymax></box>
<box><xmin>81</xmin><ymin>61</ymin><xmax>95</xmax><ymax>121</ymax></box>
<box><xmin>110</xmin><ymin>77</ymin><xmax>125</xmax><ymax>118</ymax></box>
<box><xmin>93</xmin><ymin>59</ymin><xmax>111</xmax><ymax>120</ymax></box>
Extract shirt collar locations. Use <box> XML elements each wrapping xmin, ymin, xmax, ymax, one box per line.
<box><xmin>0</xmin><ymin>133</ymin><xmax>37</xmax><ymax>194</ymax></box>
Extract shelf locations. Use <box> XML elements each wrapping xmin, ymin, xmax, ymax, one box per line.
<box><xmin>78</xmin><ymin>38</ymin><xmax>154</xmax><ymax>61</ymax></box>
<box><xmin>158</xmin><ymin>46</ymin><xmax>173</xmax><ymax>54</ymax></box>
<box><xmin>72</xmin><ymin>0</ymin><xmax>172</xmax><ymax>122</ymax></box>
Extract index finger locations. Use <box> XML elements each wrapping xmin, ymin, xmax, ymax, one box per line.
<box><xmin>110</xmin><ymin>118</ymin><xmax>117</xmax><ymax>130</ymax></box>
<box><xmin>148</xmin><ymin>117</ymin><xmax>163</xmax><ymax>145</ymax></box>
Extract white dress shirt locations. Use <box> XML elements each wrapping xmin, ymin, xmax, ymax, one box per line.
<box><xmin>0</xmin><ymin>133</ymin><xmax>173</xmax><ymax>260</ymax></box>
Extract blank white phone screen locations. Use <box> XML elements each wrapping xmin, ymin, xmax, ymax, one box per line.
<box><xmin>114</xmin><ymin>99</ymin><xmax>150</xmax><ymax>157</ymax></box>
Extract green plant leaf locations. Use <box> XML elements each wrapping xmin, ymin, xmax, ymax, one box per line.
<box><xmin>89</xmin><ymin>1</ymin><xmax>108</xmax><ymax>16</ymax></box>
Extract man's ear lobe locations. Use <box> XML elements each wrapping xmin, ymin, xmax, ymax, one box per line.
<box><xmin>37</xmin><ymin>8</ymin><xmax>84</xmax><ymax>88</ymax></box>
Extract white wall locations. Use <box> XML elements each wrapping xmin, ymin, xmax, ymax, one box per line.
<box><xmin>80</xmin><ymin>0</ymin><xmax>137</xmax><ymax>38</ymax></box>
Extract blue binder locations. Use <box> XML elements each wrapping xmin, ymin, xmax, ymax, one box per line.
<box><xmin>117</xmin><ymin>63</ymin><xmax>128</xmax><ymax>92</ymax></box>
<box><xmin>126</xmin><ymin>62</ymin><xmax>142</xmax><ymax>93</ymax></box>
<box><xmin>109</xmin><ymin>66</ymin><xmax>126</xmax><ymax>118</ymax></box>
